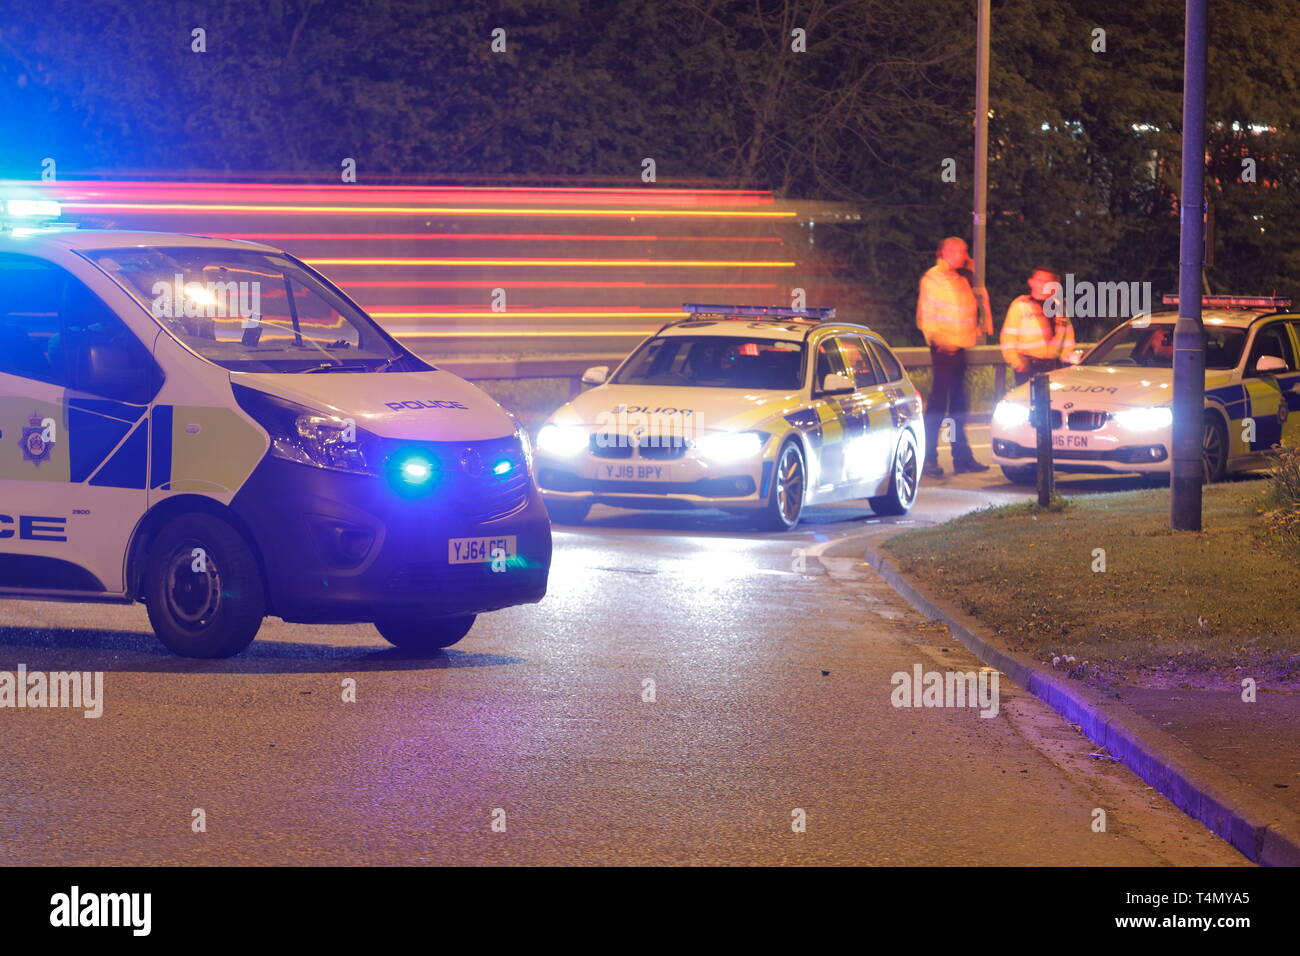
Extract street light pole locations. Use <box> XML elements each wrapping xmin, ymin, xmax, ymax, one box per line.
<box><xmin>1172</xmin><ymin>0</ymin><xmax>1208</xmax><ymax>530</ymax></box>
<box><xmin>973</xmin><ymin>0</ymin><xmax>990</xmax><ymax>335</ymax></box>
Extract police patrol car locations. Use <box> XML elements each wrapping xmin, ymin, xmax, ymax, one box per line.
<box><xmin>0</xmin><ymin>199</ymin><xmax>550</xmax><ymax>657</ymax></box>
<box><xmin>534</xmin><ymin>304</ymin><xmax>925</xmax><ymax>529</ymax></box>
<box><xmin>991</xmin><ymin>296</ymin><xmax>1300</xmax><ymax>483</ymax></box>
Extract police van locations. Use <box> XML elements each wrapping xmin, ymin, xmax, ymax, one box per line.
<box><xmin>0</xmin><ymin>200</ymin><xmax>550</xmax><ymax>657</ymax></box>
<box><xmin>535</xmin><ymin>304</ymin><xmax>924</xmax><ymax>529</ymax></box>
<box><xmin>991</xmin><ymin>296</ymin><xmax>1300</xmax><ymax>483</ymax></box>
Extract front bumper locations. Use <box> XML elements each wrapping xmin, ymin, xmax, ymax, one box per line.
<box><xmin>536</xmin><ymin>449</ymin><xmax>771</xmax><ymax>511</ymax></box>
<box><xmin>991</xmin><ymin>421</ymin><xmax>1171</xmax><ymax>474</ymax></box>
<box><xmin>230</xmin><ymin>448</ymin><xmax>551</xmax><ymax>624</ymax></box>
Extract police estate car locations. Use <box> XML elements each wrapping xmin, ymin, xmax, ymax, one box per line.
<box><xmin>534</xmin><ymin>305</ymin><xmax>925</xmax><ymax>529</ymax></box>
<box><xmin>991</xmin><ymin>296</ymin><xmax>1300</xmax><ymax>483</ymax></box>
<box><xmin>0</xmin><ymin>199</ymin><xmax>550</xmax><ymax>657</ymax></box>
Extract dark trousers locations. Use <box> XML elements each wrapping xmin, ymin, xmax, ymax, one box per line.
<box><xmin>924</xmin><ymin>346</ymin><xmax>973</xmax><ymax>464</ymax></box>
<box><xmin>1013</xmin><ymin>357</ymin><xmax>1059</xmax><ymax>388</ymax></box>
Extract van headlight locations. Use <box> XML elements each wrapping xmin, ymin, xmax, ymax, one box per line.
<box><xmin>1112</xmin><ymin>406</ymin><xmax>1173</xmax><ymax>431</ymax></box>
<box><xmin>695</xmin><ymin>430</ymin><xmax>765</xmax><ymax>463</ymax></box>
<box><xmin>537</xmin><ymin>424</ymin><xmax>589</xmax><ymax>457</ymax></box>
<box><xmin>233</xmin><ymin>384</ymin><xmax>378</xmax><ymax>475</ymax></box>
<box><xmin>992</xmin><ymin>400</ymin><xmax>1031</xmax><ymax>428</ymax></box>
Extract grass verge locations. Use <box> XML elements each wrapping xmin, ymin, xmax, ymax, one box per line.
<box><xmin>907</xmin><ymin>365</ymin><xmax>1001</xmax><ymax>415</ymax></box>
<box><xmin>882</xmin><ymin>481</ymin><xmax>1300</xmax><ymax>689</ymax></box>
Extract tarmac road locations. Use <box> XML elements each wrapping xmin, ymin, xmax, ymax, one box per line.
<box><xmin>0</xmin><ymin>432</ymin><xmax>1248</xmax><ymax>865</ymax></box>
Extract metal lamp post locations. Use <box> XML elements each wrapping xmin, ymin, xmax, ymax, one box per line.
<box><xmin>1171</xmin><ymin>0</ymin><xmax>1208</xmax><ymax>530</ymax></box>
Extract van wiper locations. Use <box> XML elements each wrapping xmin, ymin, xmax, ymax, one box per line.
<box><xmin>297</xmin><ymin>354</ymin><xmax>405</xmax><ymax>373</ymax></box>
<box><xmin>299</xmin><ymin>361</ymin><xmax>365</xmax><ymax>373</ymax></box>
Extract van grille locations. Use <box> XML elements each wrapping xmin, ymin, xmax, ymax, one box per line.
<box><xmin>385</xmin><ymin>435</ymin><xmax>531</xmax><ymax>523</ymax></box>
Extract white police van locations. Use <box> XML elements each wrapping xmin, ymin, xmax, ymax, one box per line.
<box><xmin>0</xmin><ymin>200</ymin><xmax>550</xmax><ymax>657</ymax></box>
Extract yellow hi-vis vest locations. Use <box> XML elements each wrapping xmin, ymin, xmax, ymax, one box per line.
<box><xmin>1000</xmin><ymin>294</ymin><xmax>1076</xmax><ymax>367</ymax></box>
<box><xmin>917</xmin><ymin>261</ymin><xmax>979</xmax><ymax>349</ymax></box>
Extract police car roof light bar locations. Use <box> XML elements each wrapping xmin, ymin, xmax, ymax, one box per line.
<box><xmin>0</xmin><ymin>198</ymin><xmax>77</xmax><ymax>234</ymax></box>
<box><xmin>680</xmin><ymin>303</ymin><xmax>836</xmax><ymax>321</ymax></box>
<box><xmin>1160</xmin><ymin>294</ymin><xmax>1292</xmax><ymax>309</ymax></box>
<box><xmin>3</xmin><ymin>199</ymin><xmax>62</xmax><ymax>219</ymax></box>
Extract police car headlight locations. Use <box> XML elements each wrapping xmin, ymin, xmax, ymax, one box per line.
<box><xmin>537</xmin><ymin>424</ymin><xmax>588</xmax><ymax>457</ymax></box>
<box><xmin>992</xmin><ymin>400</ymin><xmax>1031</xmax><ymax>428</ymax></box>
<box><xmin>1112</xmin><ymin>406</ymin><xmax>1173</xmax><ymax>431</ymax></box>
<box><xmin>233</xmin><ymin>385</ymin><xmax>378</xmax><ymax>475</ymax></box>
<box><xmin>695</xmin><ymin>430</ymin><xmax>764</xmax><ymax>463</ymax></box>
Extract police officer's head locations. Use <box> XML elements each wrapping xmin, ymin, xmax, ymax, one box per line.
<box><xmin>1028</xmin><ymin>267</ymin><xmax>1060</xmax><ymax>302</ymax></box>
<box><xmin>937</xmin><ymin>236</ymin><xmax>970</xmax><ymax>271</ymax></box>
<box><xmin>1150</xmin><ymin>327</ymin><xmax>1174</xmax><ymax>358</ymax></box>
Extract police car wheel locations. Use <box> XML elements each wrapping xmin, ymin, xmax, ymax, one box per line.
<box><xmin>1000</xmin><ymin>464</ymin><xmax>1038</xmax><ymax>485</ymax></box>
<box><xmin>757</xmin><ymin>440</ymin><xmax>805</xmax><ymax>531</ymax></box>
<box><xmin>144</xmin><ymin>514</ymin><xmax>265</xmax><ymax>658</ymax></box>
<box><xmin>375</xmin><ymin>615</ymin><xmax>476</xmax><ymax>651</ymax></box>
<box><xmin>1202</xmin><ymin>415</ymin><xmax>1229</xmax><ymax>484</ymax></box>
<box><xmin>870</xmin><ymin>430</ymin><xmax>921</xmax><ymax>516</ymax></box>
<box><xmin>545</xmin><ymin>498</ymin><xmax>591</xmax><ymax>524</ymax></box>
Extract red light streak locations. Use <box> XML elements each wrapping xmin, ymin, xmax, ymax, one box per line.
<box><xmin>38</xmin><ymin>180</ymin><xmax>775</xmax><ymax>208</ymax></box>
<box><xmin>64</xmin><ymin>202</ymin><xmax>793</xmax><ymax>218</ymax></box>
<box><xmin>371</xmin><ymin>309</ymin><xmax>686</xmax><ymax>319</ymax></box>
<box><xmin>337</xmin><ymin>281</ymin><xmax>777</xmax><ymax>289</ymax></box>
<box><xmin>304</xmin><ymin>257</ymin><xmax>795</xmax><ymax>268</ymax></box>
<box><xmin>208</xmin><ymin>233</ymin><xmax>782</xmax><ymax>243</ymax></box>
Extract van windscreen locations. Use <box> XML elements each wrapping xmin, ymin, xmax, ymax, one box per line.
<box><xmin>80</xmin><ymin>246</ymin><xmax>428</xmax><ymax>373</ymax></box>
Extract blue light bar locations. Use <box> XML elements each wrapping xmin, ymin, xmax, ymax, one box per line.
<box><xmin>1</xmin><ymin>197</ymin><xmax>76</xmax><ymax>235</ymax></box>
<box><xmin>681</xmin><ymin>303</ymin><xmax>836</xmax><ymax>321</ymax></box>
<box><xmin>4</xmin><ymin>198</ymin><xmax>61</xmax><ymax>219</ymax></box>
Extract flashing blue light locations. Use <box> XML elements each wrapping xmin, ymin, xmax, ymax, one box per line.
<box><xmin>4</xmin><ymin>199</ymin><xmax>62</xmax><ymax>219</ymax></box>
<box><xmin>681</xmin><ymin>302</ymin><xmax>836</xmax><ymax>321</ymax></box>
<box><xmin>491</xmin><ymin>458</ymin><xmax>512</xmax><ymax>476</ymax></box>
<box><xmin>398</xmin><ymin>456</ymin><xmax>435</xmax><ymax>484</ymax></box>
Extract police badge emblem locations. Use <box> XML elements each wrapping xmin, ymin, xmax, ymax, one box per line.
<box><xmin>20</xmin><ymin>413</ymin><xmax>52</xmax><ymax>466</ymax></box>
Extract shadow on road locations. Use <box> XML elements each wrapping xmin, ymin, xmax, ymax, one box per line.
<box><xmin>0</xmin><ymin>625</ymin><xmax>524</xmax><ymax>674</ymax></box>
<box><xmin>557</xmin><ymin>502</ymin><xmax>886</xmax><ymax>536</ymax></box>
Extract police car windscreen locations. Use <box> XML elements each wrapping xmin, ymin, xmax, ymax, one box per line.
<box><xmin>80</xmin><ymin>247</ymin><xmax>424</xmax><ymax>373</ymax></box>
<box><xmin>613</xmin><ymin>336</ymin><xmax>804</xmax><ymax>389</ymax></box>
<box><xmin>1083</xmin><ymin>323</ymin><xmax>1245</xmax><ymax>370</ymax></box>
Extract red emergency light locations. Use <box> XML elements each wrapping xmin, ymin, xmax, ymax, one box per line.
<box><xmin>1160</xmin><ymin>294</ymin><xmax>1291</xmax><ymax>309</ymax></box>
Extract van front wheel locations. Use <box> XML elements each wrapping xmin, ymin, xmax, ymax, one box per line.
<box><xmin>144</xmin><ymin>513</ymin><xmax>265</xmax><ymax>658</ymax></box>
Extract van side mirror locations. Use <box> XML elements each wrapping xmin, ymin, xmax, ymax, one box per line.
<box><xmin>77</xmin><ymin>342</ymin><xmax>151</xmax><ymax>403</ymax></box>
<box><xmin>820</xmin><ymin>372</ymin><xmax>855</xmax><ymax>395</ymax></box>
<box><xmin>581</xmin><ymin>365</ymin><xmax>609</xmax><ymax>386</ymax></box>
<box><xmin>1254</xmin><ymin>354</ymin><xmax>1287</xmax><ymax>374</ymax></box>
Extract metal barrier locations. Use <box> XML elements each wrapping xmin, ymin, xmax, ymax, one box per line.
<box><xmin>427</xmin><ymin>343</ymin><xmax>1022</xmax><ymax>398</ymax></box>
